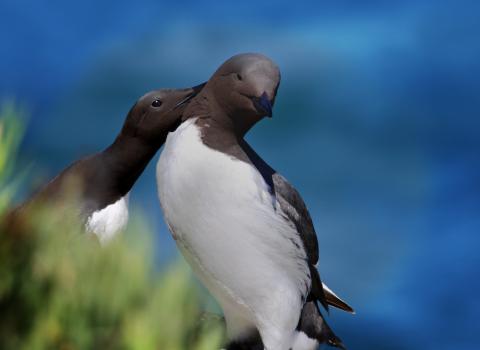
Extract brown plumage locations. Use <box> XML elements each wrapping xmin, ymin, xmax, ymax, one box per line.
<box><xmin>3</xmin><ymin>85</ymin><xmax>204</xmax><ymax>236</ymax></box>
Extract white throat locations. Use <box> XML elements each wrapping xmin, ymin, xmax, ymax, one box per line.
<box><xmin>85</xmin><ymin>194</ymin><xmax>129</xmax><ymax>245</ymax></box>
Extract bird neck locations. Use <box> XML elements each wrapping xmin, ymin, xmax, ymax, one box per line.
<box><xmin>183</xmin><ymin>89</ymin><xmax>247</xmax><ymax>138</ymax></box>
<box><xmin>101</xmin><ymin>133</ymin><xmax>159</xmax><ymax>196</ymax></box>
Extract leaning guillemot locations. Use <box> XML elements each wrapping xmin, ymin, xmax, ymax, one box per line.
<box><xmin>7</xmin><ymin>84</ymin><xmax>203</xmax><ymax>244</ymax></box>
<box><xmin>156</xmin><ymin>53</ymin><xmax>353</xmax><ymax>350</ymax></box>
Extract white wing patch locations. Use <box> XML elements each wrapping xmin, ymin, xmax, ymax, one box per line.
<box><xmin>85</xmin><ymin>194</ymin><xmax>129</xmax><ymax>245</ymax></box>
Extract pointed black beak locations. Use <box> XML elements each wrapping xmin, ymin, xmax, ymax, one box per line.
<box><xmin>252</xmin><ymin>91</ymin><xmax>273</xmax><ymax>118</ymax></box>
<box><xmin>173</xmin><ymin>82</ymin><xmax>207</xmax><ymax>109</ymax></box>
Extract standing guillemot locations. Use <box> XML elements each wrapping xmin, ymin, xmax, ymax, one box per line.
<box><xmin>156</xmin><ymin>53</ymin><xmax>353</xmax><ymax>350</ymax></box>
<box><xmin>7</xmin><ymin>84</ymin><xmax>204</xmax><ymax>244</ymax></box>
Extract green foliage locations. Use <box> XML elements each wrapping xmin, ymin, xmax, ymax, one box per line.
<box><xmin>0</xmin><ymin>107</ymin><xmax>224</xmax><ymax>349</ymax></box>
<box><xmin>0</xmin><ymin>103</ymin><xmax>26</xmax><ymax>213</ymax></box>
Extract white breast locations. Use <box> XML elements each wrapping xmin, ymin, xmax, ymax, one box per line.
<box><xmin>292</xmin><ymin>332</ymin><xmax>318</xmax><ymax>350</ymax></box>
<box><xmin>85</xmin><ymin>195</ymin><xmax>129</xmax><ymax>245</ymax></box>
<box><xmin>156</xmin><ymin>119</ymin><xmax>309</xmax><ymax>343</ymax></box>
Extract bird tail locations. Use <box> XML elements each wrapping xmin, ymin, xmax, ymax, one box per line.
<box><xmin>295</xmin><ymin>266</ymin><xmax>353</xmax><ymax>349</ymax></box>
<box><xmin>294</xmin><ymin>301</ymin><xmax>346</xmax><ymax>350</ymax></box>
<box><xmin>322</xmin><ymin>282</ymin><xmax>355</xmax><ymax>314</ymax></box>
<box><xmin>309</xmin><ymin>266</ymin><xmax>355</xmax><ymax>314</ymax></box>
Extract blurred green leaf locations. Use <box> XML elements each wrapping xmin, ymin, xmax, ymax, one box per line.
<box><xmin>0</xmin><ymin>106</ymin><xmax>224</xmax><ymax>350</ymax></box>
<box><xmin>0</xmin><ymin>102</ymin><xmax>27</xmax><ymax>212</ymax></box>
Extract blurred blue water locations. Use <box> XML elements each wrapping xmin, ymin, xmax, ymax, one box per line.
<box><xmin>1</xmin><ymin>1</ymin><xmax>479</xmax><ymax>348</ymax></box>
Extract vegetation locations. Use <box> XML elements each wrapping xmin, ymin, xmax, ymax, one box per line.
<box><xmin>0</xmin><ymin>106</ymin><xmax>224</xmax><ymax>350</ymax></box>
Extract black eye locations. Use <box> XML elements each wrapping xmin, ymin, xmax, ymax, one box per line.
<box><xmin>235</xmin><ymin>73</ymin><xmax>242</xmax><ymax>81</ymax></box>
<box><xmin>151</xmin><ymin>99</ymin><xmax>162</xmax><ymax>107</ymax></box>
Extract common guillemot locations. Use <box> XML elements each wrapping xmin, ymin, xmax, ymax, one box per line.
<box><xmin>7</xmin><ymin>84</ymin><xmax>203</xmax><ymax>244</ymax></box>
<box><xmin>156</xmin><ymin>54</ymin><xmax>353</xmax><ymax>350</ymax></box>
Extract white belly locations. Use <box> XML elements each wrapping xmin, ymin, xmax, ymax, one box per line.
<box><xmin>156</xmin><ymin>119</ymin><xmax>309</xmax><ymax>344</ymax></box>
<box><xmin>85</xmin><ymin>195</ymin><xmax>129</xmax><ymax>245</ymax></box>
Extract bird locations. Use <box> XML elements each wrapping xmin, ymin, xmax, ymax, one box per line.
<box><xmin>156</xmin><ymin>53</ymin><xmax>353</xmax><ymax>350</ymax></box>
<box><xmin>5</xmin><ymin>84</ymin><xmax>203</xmax><ymax>244</ymax></box>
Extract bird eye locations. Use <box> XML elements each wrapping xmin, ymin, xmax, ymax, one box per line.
<box><xmin>235</xmin><ymin>73</ymin><xmax>242</xmax><ymax>81</ymax></box>
<box><xmin>151</xmin><ymin>99</ymin><xmax>162</xmax><ymax>107</ymax></box>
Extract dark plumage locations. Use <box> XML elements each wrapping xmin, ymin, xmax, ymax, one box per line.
<box><xmin>158</xmin><ymin>53</ymin><xmax>353</xmax><ymax>350</ymax></box>
<box><xmin>4</xmin><ymin>84</ymin><xmax>203</xmax><ymax>240</ymax></box>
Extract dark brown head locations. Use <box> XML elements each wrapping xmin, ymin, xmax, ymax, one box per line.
<box><xmin>121</xmin><ymin>84</ymin><xmax>204</xmax><ymax>145</ymax></box>
<box><xmin>194</xmin><ymin>53</ymin><xmax>280</xmax><ymax>136</ymax></box>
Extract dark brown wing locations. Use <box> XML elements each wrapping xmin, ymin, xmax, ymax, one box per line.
<box><xmin>239</xmin><ymin>140</ymin><xmax>355</xmax><ymax>313</ymax></box>
<box><xmin>272</xmin><ymin>166</ymin><xmax>354</xmax><ymax>313</ymax></box>
<box><xmin>272</xmin><ymin>173</ymin><xmax>319</xmax><ymax>265</ymax></box>
<box><xmin>238</xmin><ymin>140</ymin><xmax>328</xmax><ymax>309</ymax></box>
<box><xmin>271</xmin><ymin>173</ymin><xmax>330</xmax><ymax>310</ymax></box>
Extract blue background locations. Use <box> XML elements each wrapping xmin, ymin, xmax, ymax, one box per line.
<box><xmin>1</xmin><ymin>1</ymin><xmax>479</xmax><ymax>348</ymax></box>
